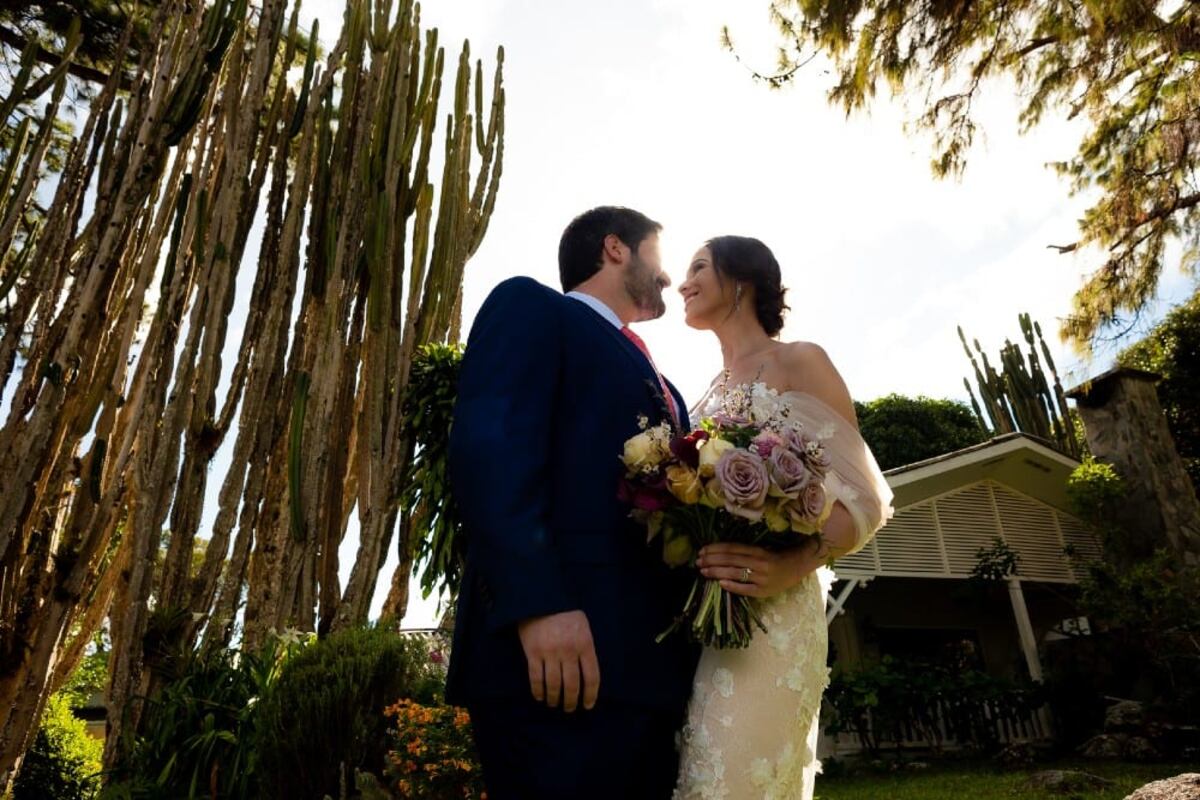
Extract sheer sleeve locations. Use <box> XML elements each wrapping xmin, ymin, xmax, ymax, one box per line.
<box><xmin>780</xmin><ymin>392</ymin><xmax>894</xmax><ymax>555</ymax></box>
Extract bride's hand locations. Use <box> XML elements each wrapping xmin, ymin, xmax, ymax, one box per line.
<box><xmin>695</xmin><ymin>542</ymin><xmax>815</xmax><ymax>598</ymax></box>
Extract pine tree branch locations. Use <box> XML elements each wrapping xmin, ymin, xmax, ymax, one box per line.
<box><xmin>0</xmin><ymin>23</ymin><xmax>132</xmax><ymax>91</ymax></box>
<box><xmin>1135</xmin><ymin>191</ymin><xmax>1200</xmax><ymax>226</ymax></box>
<box><xmin>1004</xmin><ymin>35</ymin><xmax>1061</xmax><ymax>64</ymax></box>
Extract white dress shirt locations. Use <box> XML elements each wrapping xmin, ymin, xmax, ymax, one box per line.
<box><xmin>566</xmin><ymin>290</ymin><xmax>623</xmax><ymax>329</ymax></box>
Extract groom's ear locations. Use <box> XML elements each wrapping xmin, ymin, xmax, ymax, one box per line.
<box><xmin>602</xmin><ymin>233</ymin><xmax>628</xmax><ymax>267</ymax></box>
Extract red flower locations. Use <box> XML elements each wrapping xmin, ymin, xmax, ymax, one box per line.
<box><xmin>669</xmin><ymin>429</ymin><xmax>709</xmax><ymax>470</ymax></box>
<box><xmin>618</xmin><ymin>475</ymin><xmax>674</xmax><ymax>511</ymax></box>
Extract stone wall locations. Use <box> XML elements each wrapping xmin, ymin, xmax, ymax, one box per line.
<box><xmin>1068</xmin><ymin>368</ymin><xmax>1200</xmax><ymax>563</ymax></box>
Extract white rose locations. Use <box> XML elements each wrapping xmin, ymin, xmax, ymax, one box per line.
<box><xmin>622</xmin><ymin>431</ymin><xmax>663</xmax><ymax>471</ymax></box>
<box><xmin>749</xmin><ymin>388</ymin><xmax>779</xmax><ymax>424</ymax></box>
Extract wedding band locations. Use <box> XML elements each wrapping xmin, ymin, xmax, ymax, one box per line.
<box><xmin>741</xmin><ymin>567</ymin><xmax>753</xmax><ymax>583</ymax></box>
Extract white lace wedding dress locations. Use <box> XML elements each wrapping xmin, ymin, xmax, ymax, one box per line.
<box><xmin>674</xmin><ymin>381</ymin><xmax>894</xmax><ymax>800</ymax></box>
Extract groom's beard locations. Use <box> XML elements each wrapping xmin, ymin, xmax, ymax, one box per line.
<box><xmin>625</xmin><ymin>254</ymin><xmax>667</xmax><ymax>321</ymax></box>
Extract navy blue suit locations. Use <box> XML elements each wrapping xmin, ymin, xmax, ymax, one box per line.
<box><xmin>447</xmin><ymin>277</ymin><xmax>700</xmax><ymax>798</ymax></box>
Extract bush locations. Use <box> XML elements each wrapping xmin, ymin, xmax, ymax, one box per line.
<box><xmin>854</xmin><ymin>395</ymin><xmax>988</xmax><ymax>471</ymax></box>
<box><xmin>402</xmin><ymin>344</ymin><xmax>465</xmax><ymax>601</ymax></box>
<box><xmin>382</xmin><ymin>700</ymin><xmax>484</xmax><ymax>799</ymax></box>
<box><xmin>254</xmin><ymin>625</ymin><xmax>429</xmax><ymax>799</ymax></box>
<box><xmin>14</xmin><ymin>694</ymin><xmax>102</xmax><ymax>800</ymax></box>
<box><xmin>1058</xmin><ymin>458</ymin><xmax>1200</xmax><ymax>731</ymax></box>
<box><xmin>824</xmin><ymin>656</ymin><xmax>1044</xmax><ymax>756</ymax></box>
<box><xmin>100</xmin><ymin>643</ymin><xmax>280</xmax><ymax>800</ymax></box>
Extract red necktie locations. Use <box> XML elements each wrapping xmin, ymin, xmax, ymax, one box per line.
<box><xmin>621</xmin><ymin>326</ymin><xmax>681</xmax><ymax>427</ymax></box>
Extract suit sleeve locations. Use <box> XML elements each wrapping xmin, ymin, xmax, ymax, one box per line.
<box><xmin>449</xmin><ymin>278</ymin><xmax>576</xmax><ymax>631</ymax></box>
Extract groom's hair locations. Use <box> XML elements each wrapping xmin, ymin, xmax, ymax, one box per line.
<box><xmin>558</xmin><ymin>206</ymin><xmax>662</xmax><ymax>292</ymax></box>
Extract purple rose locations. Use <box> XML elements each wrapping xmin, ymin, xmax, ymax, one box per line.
<box><xmin>802</xmin><ymin>481</ymin><xmax>827</xmax><ymax>518</ymax></box>
<box><xmin>805</xmin><ymin>443</ymin><xmax>832</xmax><ymax>473</ymax></box>
<box><xmin>751</xmin><ymin>431</ymin><xmax>784</xmax><ymax>459</ymax></box>
<box><xmin>767</xmin><ymin>446</ymin><xmax>811</xmax><ymax>498</ymax></box>
<box><xmin>784</xmin><ymin>481</ymin><xmax>829</xmax><ymax>533</ymax></box>
<box><xmin>782</xmin><ymin>427</ymin><xmax>813</xmax><ymax>457</ymax></box>
<box><xmin>715</xmin><ymin>449</ymin><xmax>769</xmax><ymax>521</ymax></box>
<box><xmin>783</xmin><ymin>427</ymin><xmax>831</xmax><ymax>474</ymax></box>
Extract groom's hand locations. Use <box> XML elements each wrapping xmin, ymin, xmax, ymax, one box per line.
<box><xmin>517</xmin><ymin>610</ymin><xmax>600</xmax><ymax>713</ymax></box>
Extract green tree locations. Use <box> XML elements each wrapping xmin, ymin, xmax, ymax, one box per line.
<box><xmin>854</xmin><ymin>394</ymin><xmax>987</xmax><ymax>471</ymax></box>
<box><xmin>1119</xmin><ymin>289</ymin><xmax>1200</xmax><ymax>489</ymax></box>
<box><xmin>734</xmin><ymin>0</ymin><xmax>1200</xmax><ymax>350</ymax></box>
<box><xmin>12</xmin><ymin>694</ymin><xmax>101</xmax><ymax>800</ymax></box>
<box><xmin>56</xmin><ymin>631</ymin><xmax>108</xmax><ymax>713</ymax></box>
<box><xmin>0</xmin><ymin>1</ymin><xmax>159</xmax><ymax>177</ymax></box>
<box><xmin>1063</xmin><ymin>459</ymin><xmax>1200</xmax><ymax>725</ymax></box>
<box><xmin>0</xmin><ymin>1</ymin><xmax>158</xmax><ymax>84</ymax></box>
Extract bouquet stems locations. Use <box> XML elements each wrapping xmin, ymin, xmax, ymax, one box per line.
<box><xmin>653</xmin><ymin>506</ymin><xmax>773</xmax><ymax>648</ymax></box>
<box><xmin>656</xmin><ymin>575</ymin><xmax>769</xmax><ymax>649</ymax></box>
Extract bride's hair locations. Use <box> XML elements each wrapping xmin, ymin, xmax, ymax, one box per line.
<box><xmin>705</xmin><ymin>236</ymin><xmax>789</xmax><ymax>336</ymax></box>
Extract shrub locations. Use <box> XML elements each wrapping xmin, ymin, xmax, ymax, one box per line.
<box><xmin>100</xmin><ymin>643</ymin><xmax>279</xmax><ymax>800</ymax></box>
<box><xmin>1060</xmin><ymin>457</ymin><xmax>1200</xmax><ymax>731</ymax></box>
<box><xmin>824</xmin><ymin>656</ymin><xmax>1044</xmax><ymax>756</ymax></box>
<box><xmin>14</xmin><ymin>694</ymin><xmax>102</xmax><ymax>800</ymax></box>
<box><xmin>854</xmin><ymin>394</ymin><xmax>988</xmax><ymax>471</ymax></box>
<box><xmin>382</xmin><ymin>700</ymin><xmax>484</xmax><ymax>799</ymax></box>
<box><xmin>254</xmin><ymin>625</ymin><xmax>428</xmax><ymax>799</ymax></box>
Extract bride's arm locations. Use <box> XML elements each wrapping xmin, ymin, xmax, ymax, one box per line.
<box><xmin>697</xmin><ymin>343</ymin><xmax>866</xmax><ymax>597</ymax></box>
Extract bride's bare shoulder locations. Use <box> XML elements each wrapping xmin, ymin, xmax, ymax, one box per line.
<box><xmin>776</xmin><ymin>341</ymin><xmax>835</xmax><ymax>376</ymax></box>
<box><xmin>778</xmin><ymin>340</ymin><xmax>828</xmax><ymax>363</ymax></box>
<box><xmin>777</xmin><ymin>341</ymin><xmax>859</xmax><ymax>427</ymax></box>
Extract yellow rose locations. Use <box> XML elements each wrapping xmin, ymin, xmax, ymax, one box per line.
<box><xmin>662</xmin><ymin>529</ymin><xmax>694</xmax><ymax>567</ymax></box>
<box><xmin>645</xmin><ymin>512</ymin><xmax>664</xmax><ymax>543</ymax></box>
<box><xmin>700</xmin><ymin>476</ymin><xmax>724</xmax><ymax>509</ymax></box>
<box><xmin>696</xmin><ymin>437</ymin><xmax>734</xmax><ymax>478</ymax></box>
<box><xmin>764</xmin><ymin>499</ymin><xmax>790</xmax><ymax>532</ymax></box>
<box><xmin>666</xmin><ymin>465</ymin><xmax>703</xmax><ymax>504</ymax></box>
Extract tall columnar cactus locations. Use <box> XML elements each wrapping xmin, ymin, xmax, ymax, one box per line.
<box><xmin>0</xmin><ymin>0</ymin><xmax>503</xmax><ymax>788</ymax></box>
<box><xmin>959</xmin><ymin>314</ymin><xmax>1083</xmax><ymax>458</ymax></box>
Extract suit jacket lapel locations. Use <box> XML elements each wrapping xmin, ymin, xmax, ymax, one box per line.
<box><xmin>567</xmin><ymin>299</ymin><xmax>674</xmax><ymax>417</ymax></box>
<box><xmin>664</xmin><ymin>378</ymin><xmax>690</xmax><ymax>429</ymax></box>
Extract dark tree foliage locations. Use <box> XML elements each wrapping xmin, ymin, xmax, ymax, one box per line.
<box><xmin>1119</xmin><ymin>288</ymin><xmax>1200</xmax><ymax>489</ymax></box>
<box><xmin>854</xmin><ymin>393</ymin><xmax>988</xmax><ymax>471</ymax></box>
<box><xmin>0</xmin><ymin>1</ymin><xmax>158</xmax><ymax>84</ymax></box>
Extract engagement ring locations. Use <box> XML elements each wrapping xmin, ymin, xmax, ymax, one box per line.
<box><xmin>741</xmin><ymin>567</ymin><xmax>753</xmax><ymax>582</ymax></box>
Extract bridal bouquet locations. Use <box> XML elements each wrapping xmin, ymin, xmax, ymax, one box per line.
<box><xmin>619</xmin><ymin>410</ymin><xmax>833</xmax><ymax>648</ymax></box>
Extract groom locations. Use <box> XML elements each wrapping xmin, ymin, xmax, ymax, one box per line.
<box><xmin>446</xmin><ymin>206</ymin><xmax>700</xmax><ymax>798</ymax></box>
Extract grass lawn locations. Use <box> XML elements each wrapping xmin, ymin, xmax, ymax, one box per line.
<box><xmin>814</xmin><ymin>758</ymin><xmax>1192</xmax><ymax>799</ymax></box>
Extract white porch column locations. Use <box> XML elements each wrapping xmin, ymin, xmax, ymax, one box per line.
<box><xmin>826</xmin><ymin>577</ymin><xmax>869</xmax><ymax>625</ymax></box>
<box><xmin>1006</xmin><ymin>576</ymin><xmax>1043</xmax><ymax>682</ymax></box>
<box><xmin>1007</xmin><ymin>576</ymin><xmax>1054</xmax><ymax>737</ymax></box>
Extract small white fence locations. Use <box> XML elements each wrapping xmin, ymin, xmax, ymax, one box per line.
<box><xmin>820</xmin><ymin>699</ymin><xmax>1051</xmax><ymax>757</ymax></box>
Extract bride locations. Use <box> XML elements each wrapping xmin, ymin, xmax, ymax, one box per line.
<box><xmin>673</xmin><ymin>236</ymin><xmax>894</xmax><ymax>800</ymax></box>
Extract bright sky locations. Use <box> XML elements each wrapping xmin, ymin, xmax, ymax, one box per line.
<box><xmin>288</xmin><ymin>0</ymin><xmax>1198</xmax><ymax>627</ymax></box>
<box><xmin>10</xmin><ymin>1</ymin><xmax>1193</xmax><ymax>631</ymax></box>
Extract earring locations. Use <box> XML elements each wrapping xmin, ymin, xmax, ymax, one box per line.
<box><xmin>733</xmin><ymin>283</ymin><xmax>743</xmax><ymax>311</ymax></box>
